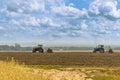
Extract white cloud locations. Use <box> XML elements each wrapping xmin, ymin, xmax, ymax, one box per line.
<box><xmin>0</xmin><ymin>26</ymin><xmax>5</xmax><ymax>30</ymax></box>
<box><xmin>29</xmin><ymin>0</ymin><xmax>45</xmax><ymax>12</ymax></box>
<box><xmin>69</xmin><ymin>3</ymin><xmax>74</xmax><ymax>7</ymax></box>
<box><xmin>10</xmin><ymin>19</ymin><xmax>20</xmax><ymax>25</ymax></box>
<box><xmin>27</xmin><ymin>16</ymin><xmax>40</xmax><ymax>26</ymax></box>
<box><xmin>89</xmin><ymin>0</ymin><xmax>120</xmax><ymax>19</ymax></box>
<box><xmin>7</xmin><ymin>12</ymin><xmax>20</xmax><ymax>17</ymax></box>
<box><xmin>52</xmin><ymin>6</ymin><xmax>88</xmax><ymax>18</ymax></box>
<box><xmin>81</xmin><ymin>21</ymin><xmax>88</xmax><ymax>30</ymax></box>
<box><xmin>1</xmin><ymin>0</ymin><xmax>120</xmax><ymax>43</ymax></box>
<box><xmin>47</xmin><ymin>0</ymin><xmax>64</xmax><ymax>7</ymax></box>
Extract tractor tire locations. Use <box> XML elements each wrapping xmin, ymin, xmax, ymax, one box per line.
<box><xmin>32</xmin><ymin>49</ymin><xmax>36</xmax><ymax>53</ymax></box>
<box><xmin>93</xmin><ymin>51</ymin><xmax>96</xmax><ymax>53</ymax></box>
<box><xmin>100</xmin><ymin>49</ymin><xmax>104</xmax><ymax>53</ymax></box>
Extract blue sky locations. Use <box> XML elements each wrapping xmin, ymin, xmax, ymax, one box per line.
<box><xmin>0</xmin><ymin>0</ymin><xmax>120</xmax><ymax>46</ymax></box>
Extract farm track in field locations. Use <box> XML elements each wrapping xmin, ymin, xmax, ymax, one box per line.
<box><xmin>0</xmin><ymin>52</ymin><xmax>120</xmax><ymax>67</ymax></box>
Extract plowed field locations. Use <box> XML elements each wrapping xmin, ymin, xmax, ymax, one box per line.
<box><xmin>0</xmin><ymin>52</ymin><xmax>120</xmax><ymax>67</ymax></box>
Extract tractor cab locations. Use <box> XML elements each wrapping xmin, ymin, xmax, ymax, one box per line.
<box><xmin>93</xmin><ymin>45</ymin><xmax>105</xmax><ymax>53</ymax></box>
<box><xmin>32</xmin><ymin>44</ymin><xmax>44</xmax><ymax>53</ymax></box>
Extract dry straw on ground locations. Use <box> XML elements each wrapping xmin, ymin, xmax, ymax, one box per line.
<box><xmin>0</xmin><ymin>60</ymin><xmax>40</xmax><ymax>80</ymax></box>
<box><xmin>0</xmin><ymin>60</ymin><xmax>91</xmax><ymax>80</ymax></box>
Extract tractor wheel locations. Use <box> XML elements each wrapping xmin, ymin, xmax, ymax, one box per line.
<box><xmin>100</xmin><ymin>49</ymin><xmax>104</xmax><ymax>53</ymax></box>
<box><xmin>39</xmin><ymin>49</ymin><xmax>44</xmax><ymax>53</ymax></box>
<box><xmin>32</xmin><ymin>49</ymin><xmax>35</xmax><ymax>53</ymax></box>
<box><xmin>93</xmin><ymin>51</ymin><xmax>96</xmax><ymax>53</ymax></box>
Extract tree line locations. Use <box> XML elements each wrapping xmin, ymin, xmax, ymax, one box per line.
<box><xmin>0</xmin><ymin>44</ymin><xmax>120</xmax><ymax>51</ymax></box>
<box><xmin>0</xmin><ymin>44</ymin><xmax>32</xmax><ymax>51</ymax></box>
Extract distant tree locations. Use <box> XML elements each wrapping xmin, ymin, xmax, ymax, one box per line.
<box><xmin>15</xmin><ymin>44</ymin><xmax>21</xmax><ymax>48</ymax></box>
<box><xmin>14</xmin><ymin>44</ymin><xmax>21</xmax><ymax>50</ymax></box>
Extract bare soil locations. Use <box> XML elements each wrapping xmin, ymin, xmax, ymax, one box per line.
<box><xmin>0</xmin><ymin>52</ymin><xmax>120</xmax><ymax>67</ymax></box>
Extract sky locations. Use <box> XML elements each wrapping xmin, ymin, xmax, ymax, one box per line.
<box><xmin>0</xmin><ymin>0</ymin><xmax>120</xmax><ymax>46</ymax></box>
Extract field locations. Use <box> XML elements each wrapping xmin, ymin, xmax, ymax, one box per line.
<box><xmin>0</xmin><ymin>51</ymin><xmax>120</xmax><ymax>80</ymax></box>
<box><xmin>0</xmin><ymin>51</ymin><xmax>120</xmax><ymax>66</ymax></box>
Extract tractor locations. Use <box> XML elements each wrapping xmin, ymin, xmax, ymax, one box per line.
<box><xmin>93</xmin><ymin>45</ymin><xmax>105</xmax><ymax>53</ymax></box>
<box><xmin>32</xmin><ymin>45</ymin><xmax>53</xmax><ymax>53</ymax></box>
<box><xmin>108</xmin><ymin>46</ymin><xmax>114</xmax><ymax>53</ymax></box>
<box><xmin>32</xmin><ymin>45</ymin><xmax>44</xmax><ymax>53</ymax></box>
<box><xmin>46</xmin><ymin>48</ymin><xmax>53</xmax><ymax>53</ymax></box>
